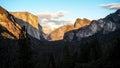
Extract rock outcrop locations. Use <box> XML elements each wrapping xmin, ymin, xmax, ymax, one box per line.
<box><xmin>10</xmin><ymin>12</ymin><xmax>38</xmax><ymax>29</ymax></box>
<box><xmin>74</xmin><ymin>18</ymin><xmax>91</xmax><ymax>29</ymax></box>
<box><xmin>11</xmin><ymin>12</ymin><xmax>45</xmax><ymax>40</ymax></box>
<box><xmin>1</xmin><ymin>6</ymin><xmax>120</xmax><ymax>68</ymax></box>
<box><xmin>0</xmin><ymin>6</ymin><xmax>45</xmax><ymax>40</ymax></box>
<box><xmin>64</xmin><ymin>9</ymin><xmax>120</xmax><ymax>41</ymax></box>
<box><xmin>50</xmin><ymin>25</ymin><xmax>74</xmax><ymax>41</ymax></box>
<box><xmin>49</xmin><ymin>18</ymin><xmax>90</xmax><ymax>41</ymax></box>
<box><xmin>0</xmin><ymin>6</ymin><xmax>21</xmax><ymax>39</ymax></box>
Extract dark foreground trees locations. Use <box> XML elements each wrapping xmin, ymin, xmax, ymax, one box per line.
<box><xmin>18</xmin><ymin>26</ymin><xmax>33</xmax><ymax>68</ymax></box>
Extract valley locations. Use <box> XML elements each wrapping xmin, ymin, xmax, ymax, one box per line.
<box><xmin>0</xmin><ymin>6</ymin><xmax>120</xmax><ymax>68</ymax></box>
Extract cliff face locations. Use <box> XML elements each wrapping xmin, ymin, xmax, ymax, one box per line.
<box><xmin>64</xmin><ymin>9</ymin><xmax>120</xmax><ymax>41</ymax></box>
<box><xmin>49</xmin><ymin>18</ymin><xmax>91</xmax><ymax>41</ymax></box>
<box><xmin>0</xmin><ymin>6</ymin><xmax>21</xmax><ymax>39</ymax></box>
<box><xmin>50</xmin><ymin>25</ymin><xmax>74</xmax><ymax>41</ymax></box>
<box><xmin>74</xmin><ymin>18</ymin><xmax>91</xmax><ymax>29</ymax></box>
<box><xmin>1</xmin><ymin>6</ymin><xmax>120</xmax><ymax>68</ymax></box>
<box><xmin>10</xmin><ymin>12</ymin><xmax>38</xmax><ymax>29</ymax></box>
<box><xmin>0</xmin><ymin>6</ymin><xmax>45</xmax><ymax>40</ymax></box>
<box><xmin>10</xmin><ymin>12</ymin><xmax>45</xmax><ymax>40</ymax></box>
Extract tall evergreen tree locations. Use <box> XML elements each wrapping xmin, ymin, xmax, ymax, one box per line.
<box><xmin>47</xmin><ymin>53</ymin><xmax>56</xmax><ymax>68</ymax></box>
<box><xmin>61</xmin><ymin>43</ymin><xmax>73</xmax><ymax>68</ymax></box>
<box><xmin>18</xmin><ymin>26</ymin><xmax>33</xmax><ymax>68</ymax></box>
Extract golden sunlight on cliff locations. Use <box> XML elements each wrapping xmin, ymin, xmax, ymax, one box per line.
<box><xmin>11</xmin><ymin>12</ymin><xmax>38</xmax><ymax>29</ymax></box>
<box><xmin>0</xmin><ymin>6</ymin><xmax>21</xmax><ymax>39</ymax></box>
<box><xmin>50</xmin><ymin>25</ymin><xmax>74</xmax><ymax>41</ymax></box>
<box><xmin>50</xmin><ymin>18</ymin><xmax>91</xmax><ymax>41</ymax></box>
<box><xmin>74</xmin><ymin>18</ymin><xmax>91</xmax><ymax>29</ymax></box>
<box><xmin>0</xmin><ymin>14</ymin><xmax>21</xmax><ymax>39</ymax></box>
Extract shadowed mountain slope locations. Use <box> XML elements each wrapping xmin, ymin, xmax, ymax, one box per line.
<box><xmin>0</xmin><ymin>6</ymin><xmax>120</xmax><ymax>68</ymax></box>
<box><xmin>0</xmin><ymin>6</ymin><xmax>45</xmax><ymax>40</ymax></box>
<box><xmin>64</xmin><ymin>9</ymin><xmax>120</xmax><ymax>41</ymax></box>
<box><xmin>50</xmin><ymin>18</ymin><xmax>91</xmax><ymax>41</ymax></box>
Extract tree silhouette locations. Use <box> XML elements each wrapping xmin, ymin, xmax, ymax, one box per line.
<box><xmin>61</xmin><ymin>43</ymin><xmax>73</xmax><ymax>68</ymax></box>
<box><xmin>76</xmin><ymin>41</ymin><xmax>90</xmax><ymax>63</ymax></box>
<box><xmin>47</xmin><ymin>53</ymin><xmax>56</xmax><ymax>68</ymax></box>
<box><xmin>18</xmin><ymin>26</ymin><xmax>33</xmax><ymax>68</ymax></box>
<box><xmin>89</xmin><ymin>37</ymin><xmax>102</xmax><ymax>61</ymax></box>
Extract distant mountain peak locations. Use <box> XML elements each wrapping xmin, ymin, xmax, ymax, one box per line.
<box><xmin>0</xmin><ymin>6</ymin><xmax>45</xmax><ymax>40</ymax></box>
<box><xmin>74</xmin><ymin>18</ymin><xmax>91</xmax><ymax>29</ymax></box>
<box><xmin>10</xmin><ymin>12</ymin><xmax>39</xmax><ymax>29</ymax></box>
<box><xmin>50</xmin><ymin>25</ymin><xmax>74</xmax><ymax>41</ymax></box>
<box><xmin>0</xmin><ymin>6</ymin><xmax>22</xmax><ymax>39</ymax></box>
<box><xmin>49</xmin><ymin>18</ymin><xmax>91</xmax><ymax>41</ymax></box>
<box><xmin>64</xmin><ymin>9</ymin><xmax>120</xmax><ymax>41</ymax></box>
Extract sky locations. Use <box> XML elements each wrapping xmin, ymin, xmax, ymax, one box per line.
<box><xmin>0</xmin><ymin>0</ymin><xmax>120</xmax><ymax>31</ymax></box>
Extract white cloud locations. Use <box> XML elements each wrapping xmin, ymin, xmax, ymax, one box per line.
<box><xmin>99</xmin><ymin>3</ymin><xmax>120</xmax><ymax>9</ymax></box>
<box><xmin>44</xmin><ymin>19</ymin><xmax>73</xmax><ymax>25</ymax></box>
<box><xmin>42</xmin><ymin>19</ymin><xmax>73</xmax><ymax>30</ymax></box>
<box><xmin>36</xmin><ymin>10</ymin><xmax>67</xmax><ymax>19</ymax></box>
<box><xmin>36</xmin><ymin>10</ymin><xmax>73</xmax><ymax>34</ymax></box>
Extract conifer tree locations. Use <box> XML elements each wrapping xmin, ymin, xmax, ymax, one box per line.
<box><xmin>18</xmin><ymin>26</ymin><xmax>33</xmax><ymax>68</ymax></box>
<box><xmin>47</xmin><ymin>53</ymin><xmax>56</xmax><ymax>68</ymax></box>
<box><xmin>61</xmin><ymin>44</ymin><xmax>73</xmax><ymax>68</ymax></box>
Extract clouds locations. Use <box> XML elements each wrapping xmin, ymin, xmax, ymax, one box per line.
<box><xmin>100</xmin><ymin>3</ymin><xmax>120</xmax><ymax>9</ymax></box>
<box><xmin>44</xmin><ymin>19</ymin><xmax>73</xmax><ymax>25</ymax></box>
<box><xmin>37</xmin><ymin>10</ymin><xmax>67</xmax><ymax>19</ymax></box>
<box><xmin>36</xmin><ymin>11</ymin><xmax>73</xmax><ymax>34</ymax></box>
<box><xmin>41</xmin><ymin>19</ymin><xmax>73</xmax><ymax>30</ymax></box>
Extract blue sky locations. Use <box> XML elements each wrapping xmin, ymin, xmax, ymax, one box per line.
<box><xmin>0</xmin><ymin>0</ymin><xmax>120</xmax><ymax>19</ymax></box>
<box><xmin>0</xmin><ymin>0</ymin><xmax>120</xmax><ymax>31</ymax></box>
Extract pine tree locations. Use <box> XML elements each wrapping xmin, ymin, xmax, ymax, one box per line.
<box><xmin>18</xmin><ymin>26</ymin><xmax>33</xmax><ymax>68</ymax></box>
<box><xmin>47</xmin><ymin>54</ymin><xmax>56</xmax><ymax>68</ymax></box>
<box><xmin>76</xmin><ymin>42</ymin><xmax>90</xmax><ymax>63</ymax></box>
<box><xmin>61</xmin><ymin>43</ymin><xmax>73</xmax><ymax>68</ymax></box>
<box><xmin>89</xmin><ymin>37</ymin><xmax>102</xmax><ymax>61</ymax></box>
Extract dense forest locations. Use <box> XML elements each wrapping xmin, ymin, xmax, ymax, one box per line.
<box><xmin>0</xmin><ymin>27</ymin><xmax>120</xmax><ymax>68</ymax></box>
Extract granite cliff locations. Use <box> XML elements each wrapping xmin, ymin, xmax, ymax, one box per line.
<box><xmin>11</xmin><ymin>12</ymin><xmax>45</xmax><ymax>40</ymax></box>
<box><xmin>0</xmin><ymin>6</ymin><xmax>120</xmax><ymax>68</ymax></box>
<box><xmin>0</xmin><ymin>6</ymin><xmax>45</xmax><ymax>40</ymax></box>
<box><xmin>50</xmin><ymin>18</ymin><xmax>91</xmax><ymax>41</ymax></box>
<box><xmin>50</xmin><ymin>25</ymin><xmax>74</xmax><ymax>41</ymax></box>
<box><xmin>74</xmin><ymin>18</ymin><xmax>91</xmax><ymax>29</ymax></box>
<box><xmin>0</xmin><ymin>6</ymin><xmax>22</xmax><ymax>39</ymax></box>
<box><xmin>10</xmin><ymin>12</ymin><xmax>38</xmax><ymax>29</ymax></box>
<box><xmin>64</xmin><ymin>9</ymin><xmax>120</xmax><ymax>41</ymax></box>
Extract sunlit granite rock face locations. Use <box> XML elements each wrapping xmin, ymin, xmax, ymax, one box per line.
<box><xmin>74</xmin><ymin>18</ymin><xmax>91</xmax><ymax>29</ymax></box>
<box><xmin>11</xmin><ymin>12</ymin><xmax>45</xmax><ymax>40</ymax></box>
<box><xmin>0</xmin><ymin>6</ymin><xmax>21</xmax><ymax>39</ymax></box>
<box><xmin>50</xmin><ymin>25</ymin><xmax>74</xmax><ymax>41</ymax></box>
<box><xmin>0</xmin><ymin>6</ymin><xmax>45</xmax><ymax>40</ymax></box>
<box><xmin>10</xmin><ymin>12</ymin><xmax>38</xmax><ymax>29</ymax></box>
<box><xmin>64</xmin><ymin>9</ymin><xmax>120</xmax><ymax>41</ymax></box>
<box><xmin>49</xmin><ymin>18</ymin><xmax>91</xmax><ymax>41</ymax></box>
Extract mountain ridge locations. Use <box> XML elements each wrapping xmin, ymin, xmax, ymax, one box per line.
<box><xmin>50</xmin><ymin>18</ymin><xmax>91</xmax><ymax>41</ymax></box>
<box><xmin>10</xmin><ymin>12</ymin><xmax>38</xmax><ymax>29</ymax></box>
<box><xmin>0</xmin><ymin>6</ymin><xmax>120</xmax><ymax>68</ymax></box>
<box><xmin>0</xmin><ymin>6</ymin><xmax>22</xmax><ymax>39</ymax></box>
<box><xmin>64</xmin><ymin>9</ymin><xmax>120</xmax><ymax>41</ymax></box>
<box><xmin>0</xmin><ymin>6</ymin><xmax>45</xmax><ymax>40</ymax></box>
<box><xmin>50</xmin><ymin>25</ymin><xmax>74</xmax><ymax>41</ymax></box>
